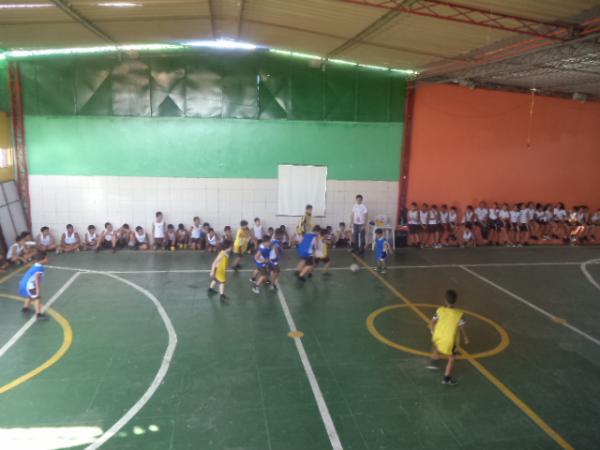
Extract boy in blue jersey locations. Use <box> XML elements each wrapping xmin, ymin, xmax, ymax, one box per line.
<box><xmin>252</xmin><ymin>236</ymin><xmax>272</xmax><ymax>294</ymax></box>
<box><xmin>373</xmin><ymin>228</ymin><xmax>391</xmax><ymax>274</ymax></box>
<box><xmin>19</xmin><ymin>252</ymin><xmax>49</xmax><ymax>320</ymax></box>
<box><xmin>296</xmin><ymin>226</ymin><xmax>319</xmax><ymax>282</ymax></box>
<box><xmin>268</xmin><ymin>228</ymin><xmax>284</xmax><ymax>290</ymax></box>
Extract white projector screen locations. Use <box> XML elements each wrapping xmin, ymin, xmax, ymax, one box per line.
<box><xmin>277</xmin><ymin>165</ymin><xmax>327</xmax><ymax>216</ymax></box>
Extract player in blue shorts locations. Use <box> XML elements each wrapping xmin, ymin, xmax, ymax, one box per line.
<box><xmin>19</xmin><ymin>252</ymin><xmax>49</xmax><ymax>320</ymax></box>
<box><xmin>268</xmin><ymin>228</ymin><xmax>284</xmax><ymax>291</ymax></box>
<box><xmin>296</xmin><ymin>226</ymin><xmax>319</xmax><ymax>282</ymax></box>
<box><xmin>252</xmin><ymin>236</ymin><xmax>272</xmax><ymax>294</ymax></box>
<box><xmin>374</xmin><ymin>228</ymin><xmax>391</xmax><ymax>274</ymax></box>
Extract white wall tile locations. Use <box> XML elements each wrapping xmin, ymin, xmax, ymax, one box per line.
<box><xmin>29</xmin><ymin>175</ymin><xmax>398</xmax><ymax>238</ymax></box>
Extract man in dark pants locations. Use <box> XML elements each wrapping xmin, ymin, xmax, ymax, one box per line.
<box><xmin>351</xmin><ymin>194</ymin><xmax>368</xmax><ymax>254</ymax></box>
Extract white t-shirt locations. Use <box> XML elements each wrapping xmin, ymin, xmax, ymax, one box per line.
<box><xmin>7</xmin><ymin>243</ymin><xmax>24</xmax><ymax>259</ymax></box>
<box><xmin>489</xmin><ymin>208</ymin><xmax>498</xmax><ymax>220</ymax></box>
<box><xmin>253</xmin><ymin>224</ymin><xmax>264</xmax><ymax>239</ymax></box>
<box><xmin>64</xmin><ymin>231</ymin><xmax>78</xmax><ymax>245</ymax></box>
<box><xmin>462</xmin><ymin>211</ymin><xmax>474</xmax><ymax>223</ymax></box>
<box><xmin>407</xmin><ymin>210</ymin><xmax>419</xmax><ymax>225</ymax></box>
<box><xmin>518</xmin><ymin>209</ymin><xmax>529</xmax><ymax>224</ymax></box>
<box><xmin>509</xmin><ymin>211</ymin><xmax>520</xmax><ymax>223</ymax></box>
<box><xmin>475</xmin><ymin>207</ymin><xmax>489</xmax><ymax>222</ymax></box>
<box><xmin>592</xmin><ymin>212</ymin><xmax>600</xmax><ymax>224</ymax></box>
<box><xmin>428</xmin><ymin>211</ymin><xmax>439</xmax><ymax>224</ymax></box>
<box><xmin>448</xmin><ymin>211</ymin><xmax>457</xmax><ymax>224</ymax></box>
<box><xmin>86</xmin><ymin>231</ymin><xmax>97</xmax><ymax>244</ymax></box>
<box><xmin>154</xmin><ymin>220</ymin><xmax>165</xmax><ymax>238</ymax></box>
<box><xmin>440</xmin><ymin>211</ymin><xmax>449</xmax><ymax>224</ymax></box>
<box><xmin>38</xmin><ymin>233</ymin><xmax>52</xmax><ymax>246</ymax></box>
<box><xmin>352</xmin><ymin>203</ymin><xmax>368</xmax><ymax>225</ymax></box>
<box><xmin>499</xmin><ymin>209</ymin><xmax>510</xmax><ymax>221</ymax></box>
<box><xmin>553</xmin><ymin>208</ymin><xmax>567</xmax><ymax>221</ymax></box>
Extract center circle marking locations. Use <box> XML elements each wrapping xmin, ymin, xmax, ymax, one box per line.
<box><xmin>367</xmin><ymin>303</ymin><xmax>510</xmax><ymax>360</ymax></box>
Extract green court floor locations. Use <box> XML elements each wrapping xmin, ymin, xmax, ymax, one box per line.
<box><xmin>1</xmin><ymin>246</ymin><xmax>599</xmax><ymax>450</ymax></box>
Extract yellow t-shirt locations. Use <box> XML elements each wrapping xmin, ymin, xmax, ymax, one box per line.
<box><xmin>432</xmin><ymin>306</ymin><xmax>465</xmax><ymax>356</ymax></box>
<box><xmin>234</xmin><ymin>228</ymin><xmax>250</xmax><ymax>252</ymax></box>
<box><xmin>296</xmin><ymin>214</ymin><xmax>312</xmax><ymax>236</ymax></box>
<box><xmin>214</xmin><ymin>250</ymin><xmax>229</xmax><ymax>283</ymax></box>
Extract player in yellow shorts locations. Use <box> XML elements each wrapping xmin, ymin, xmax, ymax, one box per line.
<box><xmin>426</xmin><ymin>289</ymin><xmax>470</xmax><ymax>386</ymax></box>
<box><xmin>232</xmin><ymin>220</ymin><xmax>251</xmax><ymax>271</ymax></box>
<box><xmin>208</xmin><ymin>239</ymin><xmax>232</xmax><ymax>302</ymax></box>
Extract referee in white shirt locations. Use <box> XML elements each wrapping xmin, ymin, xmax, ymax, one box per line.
<box><xmin>351</xmin><ymin>194</ymin><xmax>368</xmax><ymax>254</ymax></box>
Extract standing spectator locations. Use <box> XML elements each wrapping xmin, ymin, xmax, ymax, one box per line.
<box><xmin>351</xmin><ymin>194</ymin><xmax>368</xmax><ymax>255</ymax></box>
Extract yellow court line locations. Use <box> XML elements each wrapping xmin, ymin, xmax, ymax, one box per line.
<box><xmin>367</xmin><ymin>303</ymin><xmax>510</xmax><ymax>359</ymax></box>
<box><xmin>353</xmin><ymin>254</ymin><xmax>574</xmax><ymax>450</ymax></box>
<box><xmin>0</xmin><ymin>294</ymin><xmax>73</xmax><ymax>394</ymax></box>
<box><xmin>0</xmin><ymin>263</ymin><xmax>31</xmax><ymax>285</ymax></box>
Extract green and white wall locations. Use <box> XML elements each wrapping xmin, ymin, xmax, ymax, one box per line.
<box><xmin>18</xmin><ymin>50</ymin><xmax>406</xmax><ymax>235</ymax></box>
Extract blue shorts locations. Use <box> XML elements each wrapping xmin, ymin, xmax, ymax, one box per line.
<box><xmin>376</xmin><ymin>251</ymin><xmax>388</xmax><ymax>262</ymax></box>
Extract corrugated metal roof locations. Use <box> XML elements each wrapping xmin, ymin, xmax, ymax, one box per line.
<box><xmin>0</xmin><ymin>0</ymin><xmax>598</xmax><ymax>97</ymax></box>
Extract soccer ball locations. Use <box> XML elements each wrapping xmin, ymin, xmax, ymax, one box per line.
<box><xmin>350</xmin><ymin>263</ymin><xmax>360</xmax><ymax>273</ymax></box>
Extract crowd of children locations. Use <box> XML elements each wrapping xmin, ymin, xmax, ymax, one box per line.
<box><xmin>406</xmin><ymin>201</ymin><xmax>600</xmax><ymax>248</ymax></box>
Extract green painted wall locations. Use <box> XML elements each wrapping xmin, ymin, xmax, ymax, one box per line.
<box><xmin>0</xmin><ymin>60</ymin><xmax>8</xmax><ymax>112</ymax></box>
<box><xmin>26</xmin><ymin>115</ymin><xmax>402</xmax><ymax>180</ymax></box>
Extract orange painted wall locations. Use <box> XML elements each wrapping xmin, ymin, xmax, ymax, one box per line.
<box><xmin>407</xmin><ymin>85</ymin><xmax>600</xmax><ymax>210</ymax></box>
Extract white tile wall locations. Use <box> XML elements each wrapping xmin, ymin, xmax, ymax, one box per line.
<box><xmin>29</xmin><ymin>175</ymin><xmax>398</xmax><ymax>240</ymax></box>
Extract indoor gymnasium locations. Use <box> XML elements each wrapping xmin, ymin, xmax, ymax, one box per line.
<box><xmin>1</xmin><ymin>1</ymin><xmax>600</xmax><ymax>449</ymax></box>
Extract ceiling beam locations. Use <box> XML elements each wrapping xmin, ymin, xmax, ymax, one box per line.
<box><xmin>207</xmin><ymin>0</ymin><xmax>217</xmax><ymax>39</ymax></box>
<box><xmin>237</xmin><ymin>0</ymin><xmax>246</xmax><ymax>40</ymax></box>
<box><xmin>340</xmin><ymin>0</ymin><xmax>576</xmax><ymax>41</ymax></box>
<box><xmin>48</xmin><ymin>0</ymin><xmax>116</xmax><ymax>44</ymax></box>
<box><xmin>327</xmin><ymin>9</ymin><xmax>401</xmax><ymax>57</ymax></box>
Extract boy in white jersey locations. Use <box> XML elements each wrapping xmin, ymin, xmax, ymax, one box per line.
<box><xmin>176</xmin><ymin>224</ymin><xmax>188</xmax><ymax>249</ymax></box>
<box><xmin>206</xmin><ymin>227</ymin><xmax>220</xmax><ymax>252</ymax></box>
<box><xmin>419</xmin><ymin>203</ymin><xmax>429</xmax><ymax>247</ymax></box>
<box><xmin>133</xmin><ymin>226</ymin><xmax>149</xmax><ymax>250</ymax></box>
<box><xmin>497</xmin><ymin>204</ymin><xmax>511</xmax><ymax>246</ymax></box>
<box><xmin>428</xmin><ymin>204</ymin><xmax>441</xmax><ymax>248</ymax></box>
<box><xmin>448</xmin><ymin>206</ymin><xmax>458</xmax><ymax>245</ymax></box>
<box><xmin>252</xmin><ymin>217</ymin><xmax>264</xmax><ymax>250</ymax></box>
<box><xmin>407</xmin><ymin>203</ymin><xmax>421</xmax><ymax>248</ymax></box>
<box><xmin>474</xmin><ymin>201</ymin><xmax>490</xmax><ymax>240</ymax></box>
<box><xmin>96</xmin><ymin>222</ymin><xmax>117</xmax><ymax>252</ymax></box>
<box><xmin>36</xmin><ymin>226</ymin><xmax>57</xmax><ymax>253</ymax></box>
<box><xmin>189</xmin><ymin>216</ymin><xmax>203</xmax><ymax>250</ymax></box>
<box><xmin>509</xmin><ymin>204</ymin><xmax>520</xmax><ymax>246</ymax></box>
<box><xmin>59</xmin><ymin>224</ymin><xmax>81</xmax><ymax>254</ymax></box>
<box><xmin>439</xmin><ymin>204</ymin><xmax>449</xmax><ymax>246</ymax></box>
<box><xmin>488</xmin><ymin>202</ymin><xmax>500</xmax><ymax>245</ymax></box>
<box><xmin>84</xmin><ymin>225</ymin><xmax>98</xmax><ymax>251</ymax></box>
<box><xmin>7</xmin><ymin>234</ymin><xmax>32</xmax><ymax>264</ymax></box>
<box><xmin>152</xmin><ymin>211</ymin><xmax>166</xmax><ymax>250</ymax></box>
<box><xmin>166</xmin><ymin>224</ymin><xmax>177</xmax><ymax>251</ymax></box>
<box><xmin>517</xmin><ymin>203</ymin><xmax>530</xmax><ymax>246</ymax></box>
<box><xmin>116</xmin><ymin>224</ymin><xmax>131</xmax><ymax>249</ymax></box>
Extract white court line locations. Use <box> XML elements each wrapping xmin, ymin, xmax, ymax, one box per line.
<box><xmin>460</xmin><ymin>266</ymin><xmax>600</xmax><ymax>347</ymax></box>
<box><xmin>0</xmin><ymin>272</ymin><xmax>80</xmax><ymax>359</ymax></box>
<box><xmin>276</xmin><ymin>285</ymin><xmax>343</xmax><ymax>450</ymax></box>
<box><xmin>580</xmin><ymin>259</ymin><xmax>600</xmax><ymax>293</ymax></box>
<box><xmin>46</xmin><ymin>260</ymin><xmax>600</xmax><ymax>275</ymax></box>
<box><xmin>83</xmin><ymin>272</ymin><xmax>177</xmax><ymax>450</ymax></box>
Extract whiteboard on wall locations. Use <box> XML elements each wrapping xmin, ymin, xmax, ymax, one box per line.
<box><xmin>277</xmin><ymin>165</ymin><xmax>327</xmax><ymax>216</ymax></box>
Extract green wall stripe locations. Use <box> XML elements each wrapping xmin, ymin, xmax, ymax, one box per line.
<box><xmin>26</xmin><ymin>116</ymin><xmax>402</xmax><ymax>181</ymax></box>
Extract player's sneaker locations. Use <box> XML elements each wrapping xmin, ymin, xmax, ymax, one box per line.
<box><xmin>219</xmin><ymin>294</ymin><xmax>229</xmax><ymax>303</ymax></box>
<box><xmin>36</xmin><ymin>313</ymin><xmax>48</xmax><ymax>321</ymax></box>
<box><xmin>252</xmin><ymin>286</ymin><xmax>260</xmax><ymax>294</ymax></box>
<box><xmin>21</xmin><ymin>307</ymin><xmax>32</xmax><ymax>313</ymax></box>
<box><xmin>442</xmin><ymin>377</ymin><xmax>458</xmax><ymax>386</ymax></box>
<box><xmin>425</xmin><ymin>360</ymin><xmax>440</xmax><ymax>370</ymax></box>
<box><xmin>207</xmin><ymin>287</ymin><xmax>217</xmax><ymax>295</ymax></box>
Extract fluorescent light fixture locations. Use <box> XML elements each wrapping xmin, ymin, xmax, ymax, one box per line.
<box><xmin>184</xmin><ymin>39</ymin><xmax>257</xmax><ymax>50</ymax></box>
<box><xmin>358</xmin><ymin>63</ymin><xmax>389</xmax><ymax>71</ymax></box>
<box><xmin>97</xmin><ymin>2</ymin><xmax>141</xmax><ymax>7</ymax></box>
<box><xmin>270</xmin><ymin>48</ymin><xmax>321</xmax><ymax>61</ymax></box>
<box><xmin>327</xmin><ymin>58</ymin><xmax>357</xmax><ymax>66</ymax></box>
<box><xmin>6</xmin><ymin>43</ymin><xmax>181</xmax><ymax>58</ymax></box>
<box><xmin>391</xmin><ymin>68</ymin><xmax>418</xmax><ymax>75</ymax></box>
<box><xmin>0</xmin><ymin>3</ymin><xmax>52</xmax><ymax>8</ymax></box>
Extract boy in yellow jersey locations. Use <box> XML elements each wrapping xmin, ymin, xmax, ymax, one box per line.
<box><xmin>314</xmin><ymin>228</ymin><xmax>332</xmax><ymax>274</ymax></box>
<box><xmin>426</xmin><ymin>290</ymin><xmax>470</xmax><ymax>386</ymax></box>
<box><xmin>296</xmin><ymin>204</ymin><xmax>313</xmax><ymax>239</ymax></box>
<box><xmin>232</xmin><ymin>220</ymin><xmax>251</xmax><ymax>271</ymax></box>
<box><xmin>208</xmin><ymin>239</ymin><xmax>232</xmax><ymax>302</ymax></box>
